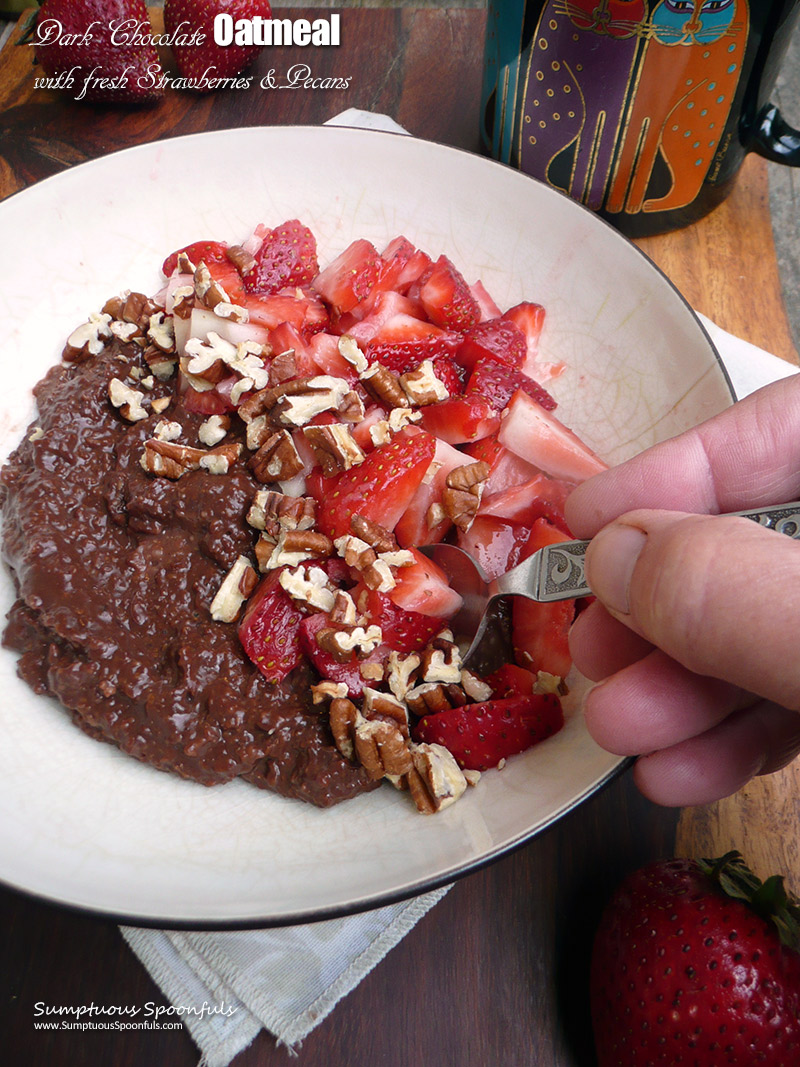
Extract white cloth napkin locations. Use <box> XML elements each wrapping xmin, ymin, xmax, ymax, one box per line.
<box><xmin>120</xmin><ymin>111</ymin><xmax>798</xmax><ymax>1067</ymax></box>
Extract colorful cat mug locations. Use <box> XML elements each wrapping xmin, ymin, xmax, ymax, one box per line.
<box><xmin>481</xmin><ymin>0</ymin><xmax>800</xmax><ymax>235</ymax></box>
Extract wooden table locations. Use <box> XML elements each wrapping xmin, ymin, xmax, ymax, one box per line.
<box><xmin>1</xmin><ymin>9</ymin><xmax>798</xmax><ymax>1066</ymax></box>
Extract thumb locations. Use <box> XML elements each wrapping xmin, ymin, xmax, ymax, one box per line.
<box><xmin>583</xmin><ymin>510</ymin><xmax>800</xmax><ymax>710</ymax></box>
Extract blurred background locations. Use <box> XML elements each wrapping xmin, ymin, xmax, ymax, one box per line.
<box><xmin>1</xmin><ymin>0</ymin><xmax>798</xmax><ymax>349</ymax></box>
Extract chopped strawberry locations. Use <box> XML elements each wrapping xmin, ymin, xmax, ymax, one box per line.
<box><xmin>457</xmin><ymin>515</ymin><xmax>525</xmax><ymax>581</ymax></box>
<box><xmin>312</xmin><ymin>239</ymin><xmax>382</xmax><ymax>314</ymax></box>
<box><xmin>238</xmin><ymin>569</ymin><xmax>304</xmax><ymax>683</ymax></box>
<box><xmin>479</xmin><ymin>473</ymin><xmax>572</xmax><ymax>534</ymax></box>
<box><xmin>388</xmin><ymin>548</ymin><xmax>463</xmax><ymax>619</ymax></box>
<box><xmin>498</xmin><ymin>389</ymin><xmax>607</xmax><ymax>482</ymax></box>
<box><xmin>365</xmin><ymin>334</ymin><xmax>461</xmax><ymax>374</ymax></box>
<box><xmin>348</xmin><ymin>405</ymin><xmax>388</xmax><ymax>451</ymax></box>
<box><xmin>343</xmin><ymin>293</ymin><xmax>422</xmax><ymax>344</ymax></box>
<box><xmin>512</xmin><ymin>519</ymin><xmax>576</xmax><ymax>679</ymax></box>
<box><xmin>466</xmin><ymin>359</ymin><xmax>556</xmax><ymax>413</ymax></box>
<box><xmin>503</xmin><ymin>302</ymin><xmax>545</xmax><ymax>362</ymax></box>
<box><xmin>470</xmin><ymin>280</ymin><xmax>503</xmax><ymax>322</ymax></box>
<box><xmin>367</xmin><ymin>312</ymin><xmax>450</xmax><ymax>346</ymax></box>
<box><xmin>307</xmin><ymin>332</ymin><xmax>359</xmax><ymax>383</ymax></box>
<box><xmin>457</xmin><ymin>318</ymin><xmax>526</xmax><ymax>372</ymax></box>
<box><xmin>418</xmin><ymin>255</ymin><xmax>480</xmax><ymax>332</ymax></box>
<box><xmin>162</xmin><ymin>240</ymin><xmax>229</xmax><ymax>278</ymax></box>
<box><xmin>243</xmin><ymin>219</ymin><xmax>319</xmax><ymax>294</ymax></box>
<box><xmin>418</xmin><ymin>395</ymin><xmax>500</xmax><ymax>445</ymax></box>
<box><xmin>395</xmin><ymin>436</ymin><xmax>474</xmax><ymax>547</ymax></box>
<box><xmin>413</xmin><ymin>693</ymin><xmax>563</xmax><ymax>771</ymax></box>
<box><xmin>380</xmin><ymin>236</ymin><xmax>433</xmax><ymax>294</ymax></box>
<box><xmin>486</xmin><ymin>663</ymin><xmax>538</xmax><ymax>698</ymax></box>
<box><xmin>298</xmin><ymin>612</ymin><xmax>387</xmax><ymax>699</ymax></box>
<box><xmin>309</xmin><ymin>430</ymin><xmax>436</xmax><ymax>539</ymax></box>
<box><xmin>359</xmin><ymin>587</ymin><xmax>449</xmax><ymax>653</ymax></box>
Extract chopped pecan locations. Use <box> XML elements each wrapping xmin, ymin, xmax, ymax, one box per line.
<box><xmin>247</xmin><ymin>490</ymin><xmax>316</xmax><ymax>535</ymax></box>
<box><xmin>354</xmin><ymin>719</ymin><xmax>413</xmax><ymax>781</ymax></box>
<box><xmin>419</xmin><ymin>638</ymin><xmax>463</xmax><ymax>684</ymax></box>
<box><xmin>360</xmin><ymin>363</ymin><xmax>409</xmax><ymax>409</ymax></box>
<box><xmin>140</xmin><ymin>439</ymin><xmax>240</xmax><ymax>479</ymax></box>
<box><xmin>237</xmin><ymin>376</ymin><xmax>350</xmax><ymax>427</ymax></box>
<box><xmin>249</xmin><ymin>430</ymin><xmax>305</xmax><ymax>484</ymax></box>
<box><xmin>198</xmin><ymin>414</ymin><xmax>231</xmax><ymax>447</ymax></box>
<box><xmin>329</xmin><ymin>697</ymin><xmax>360</xmax><ymax>761</ymax></box>
<box><xmin>407</xmin><ymin>743</ymin><xmax>468</xmax><ymax>813</ymax></box>
<box><xmin>153</xmin><ymin>419</ymin><xmax>182</xmax><ymax>442</ymax></box>
<box><xmin>108</xmin><ymin>378</ymin><xmax>148</xmax><ymax>422</ymax></box>
<box><xmin>442</xmin><ymin>460</ymin><xmax>490</xmax><ymax>532</ymax></box>
<box><xmin>63</xmin><ymin>313</ymin><xmax>113</xmax><ymax>363</ymax></box>
<box><xmin>461</xmin><ymin>669</ymin><xmax>493</xmax><ymax>702</ymax></box>
<box><xmin>386</xmin><ymin>651</ymin><xmax>421</xmax><ymax>702</ymax></box>
<box><xmin>194</xmin><ymin>261</ymin><xmax>231</xmax><ymax>309</ymax></box>
<box><xmin>337</xmin><ymin>334</ymin><xmax>368</xmax><ymax>373</ymax></box>
<box><xmin>337</xmin><ymin>391</ymin><xmax>366</xmax><ymax>424</ymax></box>
<box><xmin>226</xmin><ymin>244</ymin><xmax>257</xmax><ymax>275</ymax></box>
<box><xmin>151</xmin><ymin>396</ymin><xmax>172</xmax><ymax>414</ymax></box>
<box><xmin>362</xmin><ymin>687</ymin><xmax>410</xmax><ymax>739</ymax></box>
<box><xmin>147</xmin><ymin>312</ymin><xmax>175</xmax><ymax>354</ymax></box>
<box><xmin>400</xmin><ymin>360</ymin><xmax>450</xmax><ymax>406</ymax></box>
<box><xmin>329</xmin><ymin>589</ymin><xmax>358</xmax><ymax>626</ymax></box>
<box><xmin>210</xmin><ymin>556</ymin><xmax>258</xmax><ymax>623</ymax></box>
<box><xmin>316</xmin><ymin>623</ymin><xmax>383</xmax><ymax>661</ymax></box>
<box><xmin>278</xmin><ymin>564</ymin><xmax>337</xmax><ymax>612</ymax></box>
<box><xmin>360</xmin><ymin>662</ymin><xmax>385</xmax><ymax>683</ymax></box>
<box><xmin>245</xmin><ymin>414</ymin><xmax>271</xmax><ymax>451</ymax></box>
<box><xmin>214</xmin><ymin>302</ymin><xmax>250</xmax><ymax>325</ymax></box>
<box><xmin>311</xmin><ymin>680</ymin><xmax>349</xmax><ymax>706</ymax></box>
<box><xmin>302</xmin><ymin>424</ymin><xmax>365</xmax><ymax>477</ymax></box>
<box><xmin>175</xmin><ymin>251</ymin><xmax>196</xmax><ymax>274</ymax></box>
<box><xmin>143</xmin><ymin>343</ymin><xmax>177</xmax><ymax>380</ymax></box>
<box><xmin>350</xmin><ymin>515</ymin><xmax>398</xmax><ymax>553</ymax></box>
<box><xmin>268</xmin><ymin>348</ymin><xmax>298</xmax><ymax>385</ymax></box>
<box><xmin>109</xmin><ymin>320</ymin><xmax>142</xmax><ymax>344</ymax></box>
<box><xmin>260</xmin><ymin>529</ymin><xmax>333</xmax><ymax>571</ymax></box>
<box><xmin>170</xmin><ymin>285</ymin><xmax>195</xmax><ymax>321</ymax></box>
<box><xmin>102</xmin><ymin>291</ymin><xmax>158</xmax><ymax>330</ymax></box>
<box><xmin>405</xmin><ymin>682</ymin><xmax>467</xmax><ymax>716</ymax></box>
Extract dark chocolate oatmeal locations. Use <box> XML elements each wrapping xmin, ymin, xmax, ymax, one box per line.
<box><xmin>0</xmin><ymin>336</ymin><xmax>377</xmax><ymax>808</ymax></box>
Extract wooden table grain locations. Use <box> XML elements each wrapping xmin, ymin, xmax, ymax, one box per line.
<box><xmin>1</xmin><ymin>9</ymin><xmax>798</xmax><ymax>1067</ymax></box>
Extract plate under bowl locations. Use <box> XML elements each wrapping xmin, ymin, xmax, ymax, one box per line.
<box><xmin>0</xmin><ymin>126</ymin><xmax>733</xmax><ymax>926</ymax></box>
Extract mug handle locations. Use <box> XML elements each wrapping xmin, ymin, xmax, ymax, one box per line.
<box><xmin>751</xmin><ymin>103</ymin><xmax>800</xmax><ymax>165</ymax></box>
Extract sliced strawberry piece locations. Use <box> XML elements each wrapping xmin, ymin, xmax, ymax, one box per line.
<box><xmin>365</xmin><ymin>333</ymin><xmax>461</xmax><ymax>373</ymax></box>
<box><xmin>348</xmin><ymin>405</ymin><xmax>388</xmax><ymax>452</ymax></box>
<box><xmin>312</xmin><ymin>239</ymin><xmax>382</xmax><ymax>314</ymax></box>
<box><xmin>238</xmin><ymin>570</ymin><xmax>305</xmax><ymax>683</ymax></box>
<box><xmin>466</xmin><ymin>359</ymin><xmax>556</xmax><ymax>413</ymax></box>
<box><xmin>418</xmin><ymin>395</ymin><xmax>500</xmax><ymax>445</ymax></box>
<box><xmin>343</xmin><ymin>293</ymin><xmax>422</xmax><ymax>344</ymax></box>
<box><xmin>243</xmin><ymin>292</ymin><xmax>311</xmax><ymax>332</ymax></box>
<box><xmin>306</xmin><ymin>332</ymin><xmax>359</xmax><ymax>383</ymax></box>
<box><xmin>368</xmin><ymin>312</ymin><xmax>450</xmax><ymax>346</ymax></box>
<box><xmin>309</xmin><ymin>430</ymin><xmax>436</xmax><ymax>539</ymax></box>
<box><xmin>395</xmin><ymin>436</ymin><xmax>473</xmax><ymax>547</ymax></box>
<box><xmin>479</xmin><ymin>473</ymin><xmax>573</xmax><ymax>534</ymax></box>
<box><xmin>380</xmin><ymin>236</ymin><xmax>433</xmax><ymax>294</ymax></box>
<box><xmin>503</xmin><ymin>301</ymin><xmax>545</xmax><ymax>361</ymax></box>
<box><xmin>463</xmin><ymin>435</ymin><xmax>540</xmax><ymax>496</ymax></box>
<box><xmin>359</xmin><ymin>587</ymin><xmax>449</xmax><ymax>654</ymax></box>
<box><xmin>457</xmin><ymin>515</ymin><xmax>526</xmax><ymax>581</ymax></box>
<box><xmin>388</xmin><ymin>548</ymin><xmax>462</xmax><ymax>619</ymax></box>
<box><xmin>162</xmin><ymin>240</ymin><xmax>229</xmax><ymax>278</ymax></box>
<box><xmin>298</xmin><ymin>612</ymin><xmax>387</xmax><ymax>699</ymax></box>
<box><xmin>413</xmin><ymin>693</ymin><xmax>564</xmax><ymax>771</ymax></box>
<box><xmin>486</xmin><ymin>663</ymin><xmax>538</xmax><ymax>698</ymax></box>
<box><xmin>498</xmin><ymin>389</ymin><xmax>607</xmax><ymax>483</ymax></box>
<box><xmin>418</xmin><ymin>255</ymin><xmax>480</xmax><ymax>332</ymax></box>
<box><xmin>457</xmin><ymin>318</ymin><xmax>527</xmax><ymax>372</ymax></box>
<box><xmin>243</xmin><ymin>219</ymin><xmax>318</xmax><ymax>294</ymax></box>
<box><xmin>470</xmin><ymin>280</ymin><xmax>503</xmax><ymax>322</ymax></box>
<box><xmin>512</xmin><ymin>519</ymin><xmax>576</xmax><ymax>679</ymax></box>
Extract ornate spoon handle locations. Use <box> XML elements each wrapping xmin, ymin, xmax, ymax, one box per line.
<box><xmin>498</xmin><ymin>502</ymin><xmax>800</xmax><ymax>604</ymax></box>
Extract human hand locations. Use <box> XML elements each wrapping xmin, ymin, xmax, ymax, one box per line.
<box><xmin>565</xmin><ymin>374</ymin><xmax>800</xmax><ymax>806</ymax></box>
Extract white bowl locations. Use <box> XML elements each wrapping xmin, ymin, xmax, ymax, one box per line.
<box><xmin>0</xmin><ymin>126</ymin><xmax>733</xmax><ymax>926</ymax></box>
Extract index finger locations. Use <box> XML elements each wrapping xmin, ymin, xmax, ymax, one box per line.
<box><xmin>565</xmin><ymin>374</ymin><xmax>800</xmax><ymax>538</ymax></box>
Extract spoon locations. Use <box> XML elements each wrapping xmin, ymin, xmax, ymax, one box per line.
<box><xmin>422</xmin><ymin>501</ymin><xmax>800</xmax><ymax>671</ymax></box>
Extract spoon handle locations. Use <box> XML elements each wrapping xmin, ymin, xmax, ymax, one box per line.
<box><xmin>497</xmin><ymin>501</ymin><xmax>800</xmax><ymax>604</ymax></box>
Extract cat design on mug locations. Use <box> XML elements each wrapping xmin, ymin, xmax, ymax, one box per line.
<box><xmin>605</xmin><ymin>0</ymin><xmax>750</xmax><ymax>215</ymax></box>
<box><xmin>519</xmin><ymin>0</ymin><xmax>648</xmax><ymax>210</ymax></box>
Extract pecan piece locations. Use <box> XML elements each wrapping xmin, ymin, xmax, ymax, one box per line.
<box><xmin>249</xmin><ymin>430</ymin><xmax>305</xmax><ymax>483</ymax></box>
<box><xmin>407</xmin><ymin>743</ymin><xmax>468</xmax><ymax>813</ymax></box>
<box><xmin>400</xmin><ymin>360</ymin><xmax>450</xmax><ymax>406</ymax></box>
<box><xmin>108</xmin><ymin>378</ymin><xmax>148</xmax><ymax>422</ymax></box>
<box><xmin>405</xmin><ymin>682</ymin><xmax>467</xmax><ymax>716</ymax></box>
<box><xmin>210</xmin><ymin>556</ymin><xmax>258</xmax><ymax>623</ymax></box>
<box><xmin>247</xmin><ymin>490</ymin><xmax>316</xmax><ymax>535</ymax></box>
<box><xmin>226</xmin><ymin>244</ymin><xmax>257</xmax><ymax>275</ymax></box>
<box><xmin>259</xmin><ymin>529</ymin><xmax>334</xmax><ymax>571</ymax></box>
<box><xmin>329</xmin><ymin>697</ymin><xmax>360</xmax><ymax>762</ymax></box>
<box><xmin>278</xmin><ymin>564</ymin><xmax>337</xmax><ymax>612</ymax></box>
<box><xmin>442</xmin><ymin>460</ymin><xmax>490</xmax><ymax>532</ymax></box>
<box><xmin>302</xmin><ymin>424</ymin><xmax>365</xmax><ymax>477</ymax></box>
<box><xmin>354</xmin><ymin>719</ymin><xmax>414</xmax><ymax>781</ymax></box>
<box><xmin>63</xmin><ymin>313</ymin><xmax>113</xmax><ymax>363</ymax></box>
<box><xmin>360</xmin><ymin>363</ymin><xmax>409</xmax><ymax>409</ymax></box>
<box><xmin>362</xmin><ymin>687</ymin><xmax>410</xmax><ymax>739</ymax></box>
<box><xmin>350</xmin><ymin>514</ymin><xmax>398</xmax><ymax>553</ymax></box>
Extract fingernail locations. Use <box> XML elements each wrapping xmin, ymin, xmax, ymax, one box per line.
<box><xmin>585</xmin><ymin>523</ymin><xmax>647</xmax><ymax>615</ymax></box>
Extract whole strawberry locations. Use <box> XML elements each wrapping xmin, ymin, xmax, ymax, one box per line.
<box><xmin>591</xmin><ymin>852</ymin><xmax>800</xmax><ymax>1066</ymax></box>
<box><xmin>32</xmin><ymin>0</ymin><xmax>164</xmax><ymax>103</ymax></box>
<box><xmin>164</xmin><ymin>0</ymin><xmax>272</xmax><ymax>89</ymax></box>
